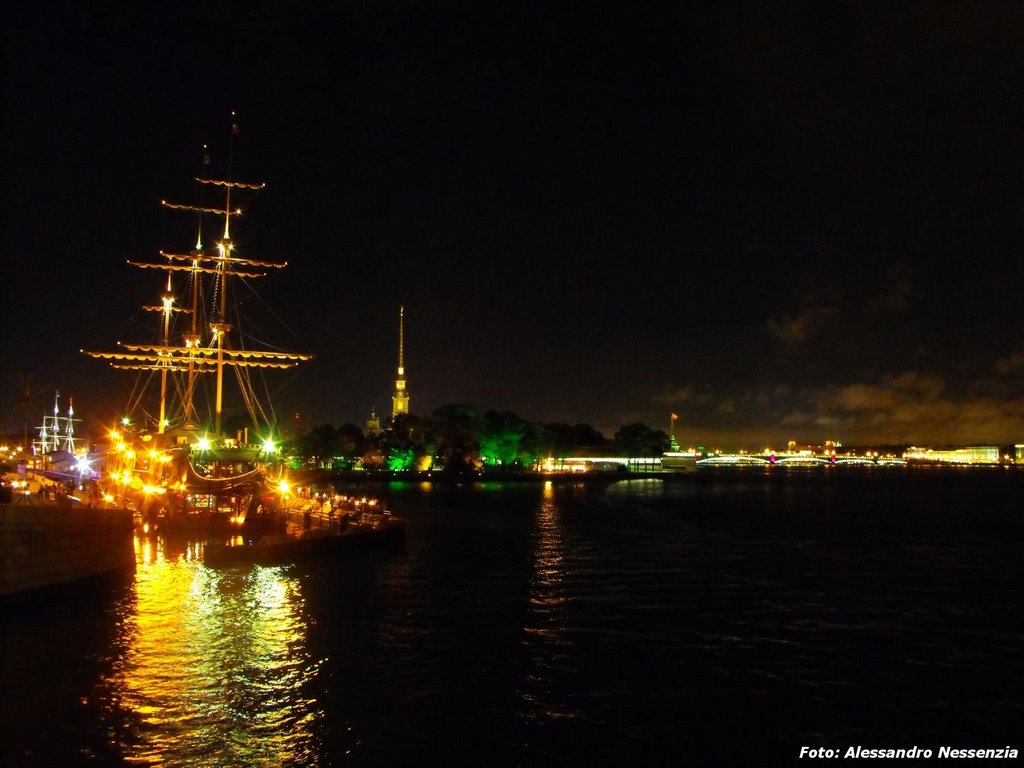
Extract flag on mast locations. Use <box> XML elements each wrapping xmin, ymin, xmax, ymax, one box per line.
<box><xmin>671</xmin><ymin>412</ymin><xmax>679</xmax><ymax>420</ymax></box>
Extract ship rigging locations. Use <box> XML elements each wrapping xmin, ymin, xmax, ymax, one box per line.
<box><xmin>32</xmin><ymin>392</ymin><xmax>80</xmax><ymax>457</ymax></box>
<box><xmin>84</xmin><ymin>120</ymin><xmax>311</xmax><ymax>445</ymax></box>
<box><xmin>82</xmin><ymin>117</ymin><xmax>312</xmax><ymax>523</ymax></box>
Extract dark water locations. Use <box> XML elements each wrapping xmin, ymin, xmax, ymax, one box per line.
<box><xmin>3</xmin><ymin>469</ymin><xmax>1023</xmax><ymax>766</ymax></box>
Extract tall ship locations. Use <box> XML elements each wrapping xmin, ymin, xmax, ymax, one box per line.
<box><xmin>32</xmin><ymin>392</ymin><xmax>81</xmax><ymax>458</ymax></box>
<box><xmin>83</xmin><ymin>116</ymin><xmax>312</xmax><ymax>528</ymax></box>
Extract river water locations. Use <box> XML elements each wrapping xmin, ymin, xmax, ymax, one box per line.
<box><xmin>3</xmin><ymin>468</ymin><xmax>1022</xmax><ymax>766</ymax></box>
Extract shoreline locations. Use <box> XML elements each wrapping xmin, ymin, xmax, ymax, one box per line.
<box><xmin>295</xmin><ymin>462</ymin><xmax>1022</xmax><ymax>488</ymax></box>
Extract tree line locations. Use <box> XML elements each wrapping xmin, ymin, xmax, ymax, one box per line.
<box><xmin>287</xmin><ymin>404</ymin><xmax>671</xmax><ymax>473</ymax></box>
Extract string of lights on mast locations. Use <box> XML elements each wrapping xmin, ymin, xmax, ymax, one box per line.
<box><xmin>82</xmin><ymin>113</ymin><xmax>312</xmax><ymax>441</ymax></box>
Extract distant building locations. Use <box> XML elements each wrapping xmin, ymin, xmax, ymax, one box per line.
<box><xmin>785</xmin><ymin>438</ymin><xmax>842</xmax><ymax>456</ymax></box>
<box><xmin>392</xmin><ymin>305</ymin><xmax>410</xmax><ymax>419</ymax></box>
<box><xmin>903</xmin><ymin>446</ymin><xmax>999</xmax><ymax>464</ymax></box>
<box><xmin>365</xmin><ymin>407</ymin><xmax>381</xmax><ymax>437</ymax></box>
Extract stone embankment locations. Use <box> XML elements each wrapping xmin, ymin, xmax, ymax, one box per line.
<box><xmin>0</xmin><ymin>504</ymin><xmax>135</xmax><ymax>598</ymax></box>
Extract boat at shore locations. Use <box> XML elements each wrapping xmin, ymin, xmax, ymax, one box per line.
<box><xmin>82</xmin><ymin>116</ymin><xmax>312</xmax><ymax>530</ymax></box>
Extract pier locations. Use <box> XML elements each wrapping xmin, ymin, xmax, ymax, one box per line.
<box><xmin>0</xmin><ymin>504</ymin><xmax>134</xmax><ymax>598</ymax></box>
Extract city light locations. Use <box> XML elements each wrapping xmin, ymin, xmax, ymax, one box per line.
<box><xmin>903</xmin><ymin>446</ymin><xmax>1000</xmax><ymax>464</ymax></box>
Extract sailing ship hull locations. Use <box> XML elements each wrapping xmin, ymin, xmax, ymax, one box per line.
<box><xmin>83</xmin><ymin>122</ymin><xmax>312</xmax><ymax>514</ymax></box>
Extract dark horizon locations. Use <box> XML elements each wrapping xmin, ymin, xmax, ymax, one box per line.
<box><xmin>3</xmin><ymin>2</ymin><xmax>1022</xmax><ymax>448</ymax></box>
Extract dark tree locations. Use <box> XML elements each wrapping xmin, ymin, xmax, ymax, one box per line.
<box><xmin>613</xmin><ymin>423</ymin><xmax>670</xmax><ymax>456</ymax></box>
<box><xmin>332</xmin><ymin>423</ymin><xmax>366</xmax><ymax>469</ymax></box>
<box><xmin>431</xmin><ymin>403</ymin><xmax>483</xmax><ymax>473</ymax></box>
<box><xmin>535</xmin><ymin>422</ymin><xmax>610</xmax><ymax>457</ymax></box>
<box><xmin>296</xmin><ymin>423</ymin><xmax>341</xmax><ymax>466</ymax></box>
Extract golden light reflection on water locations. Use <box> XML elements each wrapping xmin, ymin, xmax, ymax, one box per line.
<box><xmin>531</xmin><ymin>482</ymin><xmax>567</xmax><ymax>609</ymax></box>
<box><xmin>521</xmin><ymin>483</ymin><xmax>583</xmax><ymax>720</ymax></box>
<box><xmin>106</xmin><ymin>537</ymin><xmax>323</xmax><ymax>767</ymax></box>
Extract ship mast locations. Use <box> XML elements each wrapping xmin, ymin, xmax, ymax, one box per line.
<box><xmin>63</xmin><ymin>397</ymin><xmax>77</xmax><ymax>453</ymax></box>
<box><xmin>138</xmin><ymin>272</ymin><xmax>187</xmax><ymax>434</ymax></box>
<box><xmin>33</xmin><ymin>392</ymin><xmax>80</xmax><ymax>455</ymax></box>
<box><xmin>83</xmin><ymin>115</ymin><xmax>311</xmax><ymax>442</ymax></box>
<box><xmin>181</xmin><ymin>145</ymin><xmax>209</xmax><ymax>429</ymax></box>
<box><xmin>212</xmin><ymin>112</ymin><xmax>238</xmax><ymax>437</ymax></box>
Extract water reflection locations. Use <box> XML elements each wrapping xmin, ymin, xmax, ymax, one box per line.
<box><xmin>529</xmin><ymin>483</ymin><xmax>568</xmax><ymax>614</ymax></box>
<box><xmin>519</xmin><ymin>482</ymin><xmax>583</xmax><ymax>721</ymax></box>
<box><xmin>101</xmin><ymin>537</ymin><xmax>323</xmax><ymax>767</ymax></box>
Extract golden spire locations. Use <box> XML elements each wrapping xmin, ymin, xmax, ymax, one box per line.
<box><xmin>398</xmin><ymin>305</ymin><xmax>405</xmax><ymax>375</ymax></box>
<box><xmin>392</xmin><ymin>305</ymin><xmax>409</xmax><ymax>418</ymax></box>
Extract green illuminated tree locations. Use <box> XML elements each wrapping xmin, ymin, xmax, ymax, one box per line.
<box><xmin>479</xmin><ymin>410</ymin><xmax>530</xmax><ymax>467</ymax></box>
<box><xmin>381</xmin><ymin>413</ymin><xmax>432</xmax><ymax>472</ymax></box>
<box><xmin>387</xmin><ymin>445</ymin><xmax>417</xmax><ymax>471</ymax></box>
<box><xmin>286</xmin><ymin>408</ymin><xmax>660</xmax><ymax>474</ymax></box>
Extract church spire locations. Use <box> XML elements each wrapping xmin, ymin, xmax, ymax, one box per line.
<box><xmin>398</xmin><ymin>305</ymin><xmax>405</xmax><ymax>375</ymax></box>
<box><xmin>392</xmin><ymin>305</ymin><xmax>409</xmax><ymax>419</ymax></box>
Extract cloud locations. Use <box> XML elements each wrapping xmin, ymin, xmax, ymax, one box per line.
<box><xmin>825</xmin><ymin>372</ymin><xmax>946</xmax><ymax>412</ymax></box>
<box><xmin>809</xmin><ymin>371</ymin><xmax>1022</xmax><ymax>444</ymax></box>
<box><xmin>865</xmin><ymin>261</ymin><xmax>914</xmax><ymax>315</ymax></box>
<box><xmin>656</xmin><ymin>364</ymin><xmax>1023</xmax><ymax>449</ymax></box>
<box><xmin>995</xmin><ymin>348</ymin><xmax>1024</xmax><ymax>376</ymax></box>
<box><xmin>655</xmin><ymin>387</ymin><xmax>696</xmax><ymax>405</ymax></box>
<box><xmin>831</xmin><ymin>383</ymin><xmax>901</xmax><ymax>411</ymax></box>
<box><xmin>652</xmin><ymin>385</ymin><xmax>704</xmax><ymax>405</ymax></box>
<box><xmin>767</xmin><ymin>306</ymin><xmax>838</xmax><ymax>346</ymax></box>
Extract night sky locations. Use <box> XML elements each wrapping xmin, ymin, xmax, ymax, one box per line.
<box><xmin>3</xmin><ymin>1</ymin><xmax>1023</xmax><ymax>448</ymax></box>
